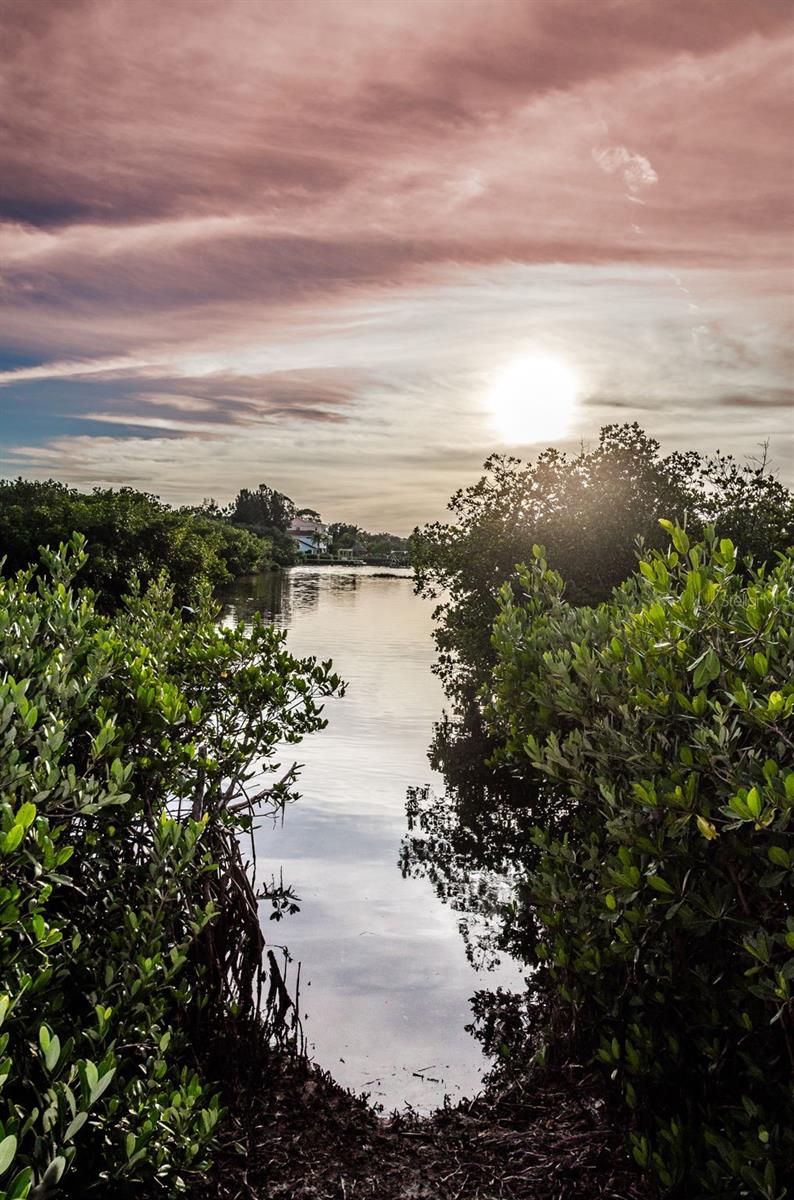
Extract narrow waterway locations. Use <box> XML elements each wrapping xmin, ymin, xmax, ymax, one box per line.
<box><xmin>222</xmin><ymin>566</ymin><xmax>520</xmax><ymax>1112</ymax></box>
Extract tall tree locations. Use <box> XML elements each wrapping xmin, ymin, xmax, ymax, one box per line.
<box><xmin>229</xmin><ymin>485</ymin><xmax>295</xmax><ymax>535</ymax></box>
<box><xmin>412</xmin><ymin>424</ymin><xmax>794</xmax><ymax>708</ymax></box>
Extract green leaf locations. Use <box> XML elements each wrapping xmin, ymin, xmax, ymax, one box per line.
<box><xmin>84</xmin><ymin>1060</ymin><xmax>98</xmax><ymax>1091</ymax></box>
<box><xmin>89</xmin><ymin>1067</ymin><xmax>116</xmax><ymax>1105</ymax></box>
<box><xmin>14</xmin><ymin>802</ymin><xmax>36</xmax><ymax>829</ymax></box>
<box><xmin>696</xmin><ymin>815</ymin><xmax>718</xmax><ymax>841</ymax></box>
<box><xmin>0</xmin><ymin>1133</ymin><xmax>18</xmax><ymax>1176</ymax></box>
<box><xmin>672</xmin><ymin>527</ymin><xmax>689</xmax><ymax>554</ymax></box>
<box><xmin>728</xmin><ymin>795</ymin><xmax>753</xmax><ymax>821</ymax></box>
<box><xmin>44</xmin><ymin>1034</ymin><xmax>61</xmax><ymax>1074</ymax></box>
<box><xmin>768</xmin><ymin>846</ymin><xmax>789</xmax><ymax>868</ymax></box>
<box><xmin>648</xmin><ymin>875</ymin><xmax>675</xmax><ymax>895</ymax></box>
<box><xmin>2</xmin><ymin>825</ymin><xmax>25</xmax><ymax>854</ymax></box>
<box><xmin>64</xmin><ymin>1112</ymin><xmax>88</xmax><ymax>1141</ymax></box>
<box><xmin>6</xmin><ymin>1167</ymin><xmax>34</xmax><ymax>1200</ymax></box>
<box><xmin>691</xmin><ymin>648</ymin><xmax>720</xmax><ymax>689</ymax></box>
<box><xmin>631</xmin><ymin>1134</ymin><xmax>650</xmax><ymax>1167</ymax></box>
<box><xmin>40</xmin><ymin>1157</ymin><xmax>67</xmax><ymax>1187</ymax></box>
<box><xmin>746</xmin><ymin>787</ymin><xmax>762</xmax><ymax>819</ymax></box>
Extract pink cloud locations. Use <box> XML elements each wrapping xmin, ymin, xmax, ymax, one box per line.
<box><xmin>0</xmin><ymin>0</ymin><xmax>791</xmax><ymax>516</ymax></box>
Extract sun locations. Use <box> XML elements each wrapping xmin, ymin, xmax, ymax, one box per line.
<box><xmin>488</xmin><ymin>355</ymin><xmax>578</xmax><ymax>445</ymax></box>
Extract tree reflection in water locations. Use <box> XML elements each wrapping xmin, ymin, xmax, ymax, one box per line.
<box><xmin>401</xmin><ymin>708</ymin><xmax>545</xmax><ymax>1065</ymax></box>
<box><xmin>221</xmin><ymin>566</ymin><xmax>364</xmax><ymax>629</ymax></box>
<box><xmin>401</xmin><ymin>707</ymin><xmax>542</xmax><ymax>969</ymax></box>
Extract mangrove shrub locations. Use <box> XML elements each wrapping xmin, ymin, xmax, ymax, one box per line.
<box><xmin>0</xmin><ymin>480</ymin><xmax>272</xmax><ymax>605</ymax></box>
<box><xmin>489</xmin><ymin>526</ymin><xmax>793</xmax><ymax>1196</ymax></box>
<box><xmin>414</xmin><ymin>425</ymin><xmax>794</xmax><ymax>710</ymax></box>
<box><xmin>0</xmin><ymin>538</ymin><xmax>341</xmax><ymax>1197</ymax></box>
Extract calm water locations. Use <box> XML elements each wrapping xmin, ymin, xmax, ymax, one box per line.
<box><xmin>222</xmin><ymin>566</ymin><xmax>520</xmax><ymax>1111</ymax></box>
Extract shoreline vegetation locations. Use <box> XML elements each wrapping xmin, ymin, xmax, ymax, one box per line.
<box><xmin>1</xmin><ymin>425</ymin><xmax>793</xmax><ymax>1199</ymax></box>
<box><xmin>0</xmin><ymin>480</ymin><xmax>412</xmax><ymax>610</ymax></box>
<box><xmin>0</xmin><ymin>537</ymin><xmax>343</xmax><ymax>1197</ymax></box>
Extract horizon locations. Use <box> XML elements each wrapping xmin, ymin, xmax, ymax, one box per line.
<box><xmin>1</xmin><ymin>0</ymin><xmax>792</xmax><ymax>534</ymax></box>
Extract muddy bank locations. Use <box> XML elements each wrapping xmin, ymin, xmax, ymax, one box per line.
<box><xmin>191</xmin><ymin>1047</ymin><xmax>647</xmax><ymax>1200</ymax></box>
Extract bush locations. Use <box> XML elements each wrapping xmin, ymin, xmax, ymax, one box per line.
<box><xmin>0</xmin><ymin>538</ymin><xmax>341</xmax><ymax>1197</ymax></box>
<box><xmin>413</xmin><ymin>424</ymin><xmax>793</xmax><ymax>709</ymax></box>
<box><xmin>489</xmin><ymin>526</ymin><xmax>794</xmax><ymax>1196</ymax></box>
<box><xmin>0</xmin><ymin>479</ymin><xmax>272</xmax><ymax>605</ymax></box>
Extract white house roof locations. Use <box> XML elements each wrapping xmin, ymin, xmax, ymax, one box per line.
<box><xmin>288</xmin><ymin>516</ymin><xmax>327</xmax><ymax>533</ymax></box>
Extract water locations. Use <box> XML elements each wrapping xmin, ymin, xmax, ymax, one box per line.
<box><xmin>221</xmin><ymin>566</ymin><xmax>520</xmax><ymax>1112</ymax></box>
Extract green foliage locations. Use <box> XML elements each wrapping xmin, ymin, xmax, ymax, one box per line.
<box><xmin>405</xmin><ymin>426</ymin><xmax>793</xmax><ymax>975</ymax></box>
<box><xmin>488</xmin><ymin>527</ymin><xmax>794</xmax><ymax>1195</ymax></box>
<box><xmin>0</xmin><ymin>479</ymin><xmax>271</xmax><ymax>606</ymax></box>
<box><xmin>0</xmin><ymin>537</ymin><xmax>342</xmax><ymax>1196</ymax></box>
<box><xmin>228</xmin><ymin>484</ymin><xmax>295</xmax><ymax>535</ymax></box>
<box><xmin>413</xmin><ymin>424</ymin><xmax>794</xmax><ymax>709</ymax></box>
<box><xmin>327</xmin><ymin>523</ymin><xmax>409</xmax><ymax>561</ymax></box>
<box><xmin>227</xmin><ymin>485</ymin><xmax>297</xmax><ymax>565</ymax></box>
<box><xmin>185</xmin><ymin>513</ymin><xmax>269</xmax><ymax>581</ymax></box>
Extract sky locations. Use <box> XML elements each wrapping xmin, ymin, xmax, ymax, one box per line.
<box><xmin>1</xmin><ymin>0</ymin><xmax>792</xmax><ymax>533</ymax></box>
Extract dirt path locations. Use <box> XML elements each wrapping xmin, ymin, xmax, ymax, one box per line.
<box><xmin>193</xmin><ymin>1052</ymin><xmax>647</xmax><ymax>1200</ymax></box>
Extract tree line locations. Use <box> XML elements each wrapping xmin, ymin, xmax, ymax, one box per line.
<box><xmin>0</xmin><ymin>479</ymin><xmax>411</xmax><ymax>608</ymax></box>
<box><xmin>0</xmin><ymin>479</ymin><xmax>271</xmax><ymax>606</ymax></box>
<box><xmin>203</xmin><ymin>485</ymin><xmax>410</xmax><ymax>561</ymax></box>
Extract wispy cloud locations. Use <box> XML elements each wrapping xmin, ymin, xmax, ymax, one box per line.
<box><xmin>592</xmin><ymin>145</ymin><xmax>659</xmax><ymax>194</ymax></box>
<box><xmin>0</xmin><ymin>0</ymin><xmax>791</xmax><ymax>523</ymax></box>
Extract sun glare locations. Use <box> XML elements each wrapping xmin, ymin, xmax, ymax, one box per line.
<box><xmin>488</xmin><ymin>355</ymin><xmax>578</xmax><ymax>445</ymax></box>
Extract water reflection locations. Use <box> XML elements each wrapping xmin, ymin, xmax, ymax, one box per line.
<box><xmin>401</xmin><ymin>784</ymin><xmax>521</xmax><ymax>971</ymax></box>
<box><xmin>400</xmin><ymin>655</ymin><xmax>558</xmax><ymax>942</ymax></box>
<box><xmin>223</xmin><ymin>566</ymin><xmax>381</xmax><ymax>629</ymax></box>
<box><xmin>221</xmin><ymin>567</ymin><xmax>522</xmax><ymax>1111</ymax></box>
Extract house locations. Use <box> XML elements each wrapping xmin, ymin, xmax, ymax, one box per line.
<box><xmin>287</xmin><ymin>515</ymin><xmax>330</xmax><ymax>556</ymax></box>
<box><xmin>336</xmin><ymin>544</ymin><xmax>366</xmax><ymax>562</ymax></box>
<box><xmin>336</xmin><ymin>541</ymin><xmax>367</xmax><ymax>561</ymax></box>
